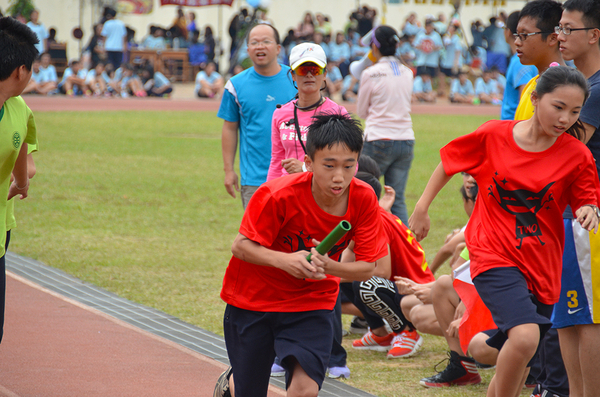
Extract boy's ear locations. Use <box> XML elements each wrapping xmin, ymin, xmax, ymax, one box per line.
<box><xmin>16</xmin><ymin>65</ymin><xmax>30</xmax><ymax>81</ymax></box>
<box><xmin>304</xmin><ymin>154</ymin><xmax>313</xmax><ymax>172</ymax></box>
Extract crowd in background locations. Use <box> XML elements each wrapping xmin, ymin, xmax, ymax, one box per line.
<box><xmin>9</xmin><ymin>3</ymin><xmax>514</xmax><ymax>104</ymax></box>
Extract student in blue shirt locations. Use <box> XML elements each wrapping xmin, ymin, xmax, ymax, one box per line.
<box><xmin>195</xmin><ymin>61</ymin><xmax>223</xmax><ymax>98</ymax></box>
<box><xmin>218</xmin><ymin>23</ymin><xmax>296</xmax><ymax>209</ymax></box>
<box><xmin>449</xmin><ymin>70</ymin><xmax>475</xmax><ymax>104</ymax></box>
<box><xmin>474</xmin><ymin>69</ymin><xmax>501</xmax><ymax>104</ymax></box>
<box><xmin>412</xmin><ymin>75</ymin><xmax>436</xmax><ymax>103</ymax></box>
<box><xmin>141</xmin><ymin>66</ymin><xmax>173</xmax><ymax>97</ymax></box>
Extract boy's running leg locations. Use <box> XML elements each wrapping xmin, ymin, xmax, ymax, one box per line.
<box><xmin>490</xmin><ymin>323</ymin><xmax>539</xmax><ymax>397</ymax></box>
<box><xmin>558</xmin><ymin>326</ymin><xmax>582</xmax><ymax>396</ymax></box>
<box><xmin>287</xmin><ymin>357</ymin><xmax>319</xmax><ymax>397</ymax></box>
<box><xmin>223</xmin><ymin>305</ymin><xmax>276</xmax><ymax>397</ymax></box>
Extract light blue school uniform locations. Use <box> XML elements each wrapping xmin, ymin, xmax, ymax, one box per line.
<box><xmin>474</xmin><ymin>77</ymin><xmax>499</xmax><ymax>95</ymax></box>
<box><xmin>450</xmin><ymin>79</ymin><xmax>475</xmax><ymax>96</ymax></box>
<box><xmin>440</xmin><ymin>34</ymin><xmax>463</xmax><ymax>70</ymax></box>
<box><xmin>38</xmin><ymin>65</ymin><xmax>58</xmax><ymax>83</ymax></box>
<box><xmin>217</xmin><ymin>65</ymin><xmax>296</xmax><ymax>186</ymax></box>
<box><xmin>26</xmin><ymin>22</ymin><xmax>48</xmax><ymax>53</ymax></box>
<box><xmin>58</xmin><ymin>67</ymin><xmax>87</xmax><ymax>88</ymax></box>
<box><xmin>413</xmin><ymin>31</ymin><xmax>443</xmax><ymax>68</ymax></box>
<box><xmin>413</xmin><ymin>76</ymin><xmax>433</xmax><ymax>93</ymax></box>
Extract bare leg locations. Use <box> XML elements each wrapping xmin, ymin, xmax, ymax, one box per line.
<box><xmin>558</xmin><ymin>326</ymin><xmax>583</xmax><ymax>397</ymax></box>
<box><xmin>468</xmin><ymin>332</ymin><xmax>498</xmax><ymax>366</ymax></box>
<box><xmin>287</xmin><ymin>357</ymin><xmax>319</xmax><ymax>397</ymax></box>
<box><xmin>489</xmin><ymin>323</ymin><xmax>539</xmax><ymax>397</ymax></box>
<box><xmin>576</xmin><ymin>323</ymin><xmax>600</xmax><ymax>397</ymax></box>
<box><xmin>432</xmin><ymin>275</ymin><xmax>464</xmax><ymax>354</ymax></box>
<box><xmin>409</xmin><ymin>302</ymin><xmax>442</xmax><ymax>336</ymax></box>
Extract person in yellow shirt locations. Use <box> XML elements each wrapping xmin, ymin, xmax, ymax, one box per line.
<box><xmin>513</xmin><ymin>0</ymin><xmax>565</xmax><ymax>120</ymax></box>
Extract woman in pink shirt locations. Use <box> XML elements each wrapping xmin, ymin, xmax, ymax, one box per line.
<box><xmin>357</xmin><ymin>25</ymin><xmax>415</xmax><ymax>224</ymax></box>
<box><xmin>267</xmin><ymin>42</ymin><xmax>347</xmax><ymax>181</ymax></box>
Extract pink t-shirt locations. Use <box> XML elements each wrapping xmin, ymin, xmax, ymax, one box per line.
<box><xmin>267</xmin><ymin>98</ymin><xmax>347</xmax><ymax>181</ymax></box>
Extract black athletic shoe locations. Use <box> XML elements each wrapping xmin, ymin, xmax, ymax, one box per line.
<box><xmin>348</xmin><ymin>316</ymin><xmax>368</xmax><ymax>335</ymax></box>
<box><xmin>420</xmin><ymin>351</ymin><xmax>481</xmax><ymax>387</ymax></box>
<box><xmin>213</xmin><ymin>366</ymin><xmax>232</xmax><ymax>397</ymax></box>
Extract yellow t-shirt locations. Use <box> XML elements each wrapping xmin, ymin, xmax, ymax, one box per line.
<box><xmin>0</xmin><ymin>96</ymin><xmax>38</xmax><ymax>254</ymax></box>
<box><xmin>514</xmin><ymin>75</ymin><xmax>538</xmax><ymax>121</ymax></box>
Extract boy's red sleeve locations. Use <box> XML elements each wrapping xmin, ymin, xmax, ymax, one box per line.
<box><xmin>239</xmin><ymin>185</ymin><xmax>283</xmax><ymax>248</ymax></box>
<box><xmin>351</xmin><ymin>187</ymin><xmax>388</xmax><ymax>263</ymax></box>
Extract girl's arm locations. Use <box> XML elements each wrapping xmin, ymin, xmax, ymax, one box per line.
<box><xmin>409</xmin><ymin>162</ymin><xmax>454</xmax><ymax>241</ymax></box>
<box><xmin>266</xmin><ymin>114</ymin><xmax>286</xmax><ymax>181</ymax></box>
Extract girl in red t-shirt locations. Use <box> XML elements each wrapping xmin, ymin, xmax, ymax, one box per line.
<box><xmin>410</xmin><ymin>66</ymin><xmax>600</xmax><ymax>397</ymax></box>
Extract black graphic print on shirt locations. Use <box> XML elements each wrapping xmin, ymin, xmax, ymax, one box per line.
<box><xmin>488</xmin><ymin>175</ymin><xmax>555</xmax><ymax>249</ymax></box>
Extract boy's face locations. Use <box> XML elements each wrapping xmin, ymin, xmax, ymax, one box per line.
<box><xmin>458</xmin><ymin>73</ymin><xmax>467</xmax><ymax>83</ymax></box>
<box><xmin>557</xmin><ymin>10</ymin><xmax>594</xmax><ymax>62</ymax></box>
<box><xmin>515</xmin><ymin>16</ymin><xmax>553</xmax><ymax>66</ymax></box>
<box><xmin>305</xmin><ymin>143</ymin><xmax>358</xmax><ymax>203</ymax></box>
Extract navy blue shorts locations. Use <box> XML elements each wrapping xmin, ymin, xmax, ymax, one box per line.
<box><xmin>473</xmin><ymin>267</ymin><xmax>553</xmax><ymax>353</ymax></box>
<box><xmin>439</xmin><ymin>67</ymin><xmax>457</xmax><ymax>78</ymax></box>
<box><xmin>417</xmin><ymin>66</ymin><xmax>438</xmax><ymax>78</ymax></box>
<box><xmin>223</xmin><ymin>304</ymin><xmax>334</xmax><ymax>396</ymax></box>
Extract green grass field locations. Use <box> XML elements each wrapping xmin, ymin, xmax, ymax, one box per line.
<box><xmin>11</xmin><ymin>110</ymin><xmax>531</xmax><ymax>396</ymax></box>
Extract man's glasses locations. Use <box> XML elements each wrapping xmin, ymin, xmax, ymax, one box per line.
<box><xmin>554</xmin><ymin>26</ymin><xmax>599</xmax><ymax>36</ymax></box>
<box><xmin>249</xmin><ymin>40</ymin><xmax>274</xmax><ymax>47</ymax></box>
<box><xmin>513</xmin><ymin>31</ymin><xmax>554</xmax><ymax>41</ymax></box>
<box><xmin>293</xmin><ymin>65</ymin><xmax>324</xmax><ymax>76</ymax></box>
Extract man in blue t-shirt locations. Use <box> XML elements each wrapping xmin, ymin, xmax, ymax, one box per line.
<box><xmin>500</xmin><ymin>11</ymin><xmax>537</xmax><ymax>120</ymax></box>
<box><xmin>218</xmin><ymin>23</ymin><xmax>296</xmax><ymax>209</ymax></box>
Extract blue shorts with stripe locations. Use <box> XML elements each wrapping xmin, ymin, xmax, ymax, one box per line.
<box><xmin>552</xmin><ymin>219</ymin><xmax>600</xmax><ymax>328</ymax></box>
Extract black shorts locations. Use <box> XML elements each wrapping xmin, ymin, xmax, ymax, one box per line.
<box><xmin>223</xmin><ymin>304</ymin><xmax>333</xmax><ymax>396</ymax></box>
<box><xmin>416</xmin><ymin>66</ymin><xmax>438</xmax><ymax>78</ymax></box>
<box><xmin>439</xmin><ymin>67</ymin><xmax>457</xmax><ymax>78</ymax></box>
<box><xmin>473</xmin><ymin>267</ymin><xmax>553</xmax><ymax>353</ymax></box>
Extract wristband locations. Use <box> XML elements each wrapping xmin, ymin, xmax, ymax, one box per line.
<box><xmin>14</xmin><ymin>180</ymin><xmax>29</xmax><ymax>190</ymax></box>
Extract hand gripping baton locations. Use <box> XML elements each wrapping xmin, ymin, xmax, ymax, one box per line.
<box><xmin>306</xmin><ymin>220</ymin><xmax>352</xmax><ymax>261</ymax></box>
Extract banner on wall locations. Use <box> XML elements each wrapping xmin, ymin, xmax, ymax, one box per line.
<box><xmin>160</xmin><ymin>0</ymin><xmax>234</xmax><ymax>6</ymax></box>
<box><xmin>117</xmin><ymin>0</ymin><xmax>153</xmax><ymax>14</ymax></box>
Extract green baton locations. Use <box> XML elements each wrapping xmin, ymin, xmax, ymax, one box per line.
<box><xmin>306</xmin><ymin>220</ymin><xmax>352</xmax><ymax>261</ymax></box>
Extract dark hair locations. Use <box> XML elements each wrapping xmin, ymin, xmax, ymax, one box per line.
<box><xmin>563</xmin><ymin>0</ymin><xmax>600</xmax><ymax>46</ymax></box>
<box><xmin>356</xmin><ymin>155</ymin><xmax>382</xmax><ymax>198</ymax></box>
<box><xmin>535</xmin><ymin>66</ymin><xmax>590</xmax><ymax>140</ymax></box>
<box><xmin>0</xmin><ymin>17</ymin><xmax>39</xmax><ymax>80</ymax></box>
<box><xmin>506</xmin><ymin>11</ymin><xmax>521</xmax><ymax>35</ymax></box>
<box><xmin>247</xmin><ymin>22</ymin><xmax>280</xmax><ymax>45</ymax></box>
<box><xmin>104</xmin><ymin>7</ymin><xmax>117</xmax><ymax>18</ymax></box>
<box><xmin>306</xmin><ymin>112</ymin><xmax>363</xmax><ymax>159</ymax></box>
<box><xmin>519</xmin><ymin>0</ymin><xmax>563</xmax><ymax>40</ymax></box>
<box><xmin>460</xmin><ymin>184</ymin><xmax>478</xmax><ymax>202</ymax></box>
<box><xmin>374</xmin><ymin>25</ymin><xmax>400</xmax><ymax>56</ymax></box>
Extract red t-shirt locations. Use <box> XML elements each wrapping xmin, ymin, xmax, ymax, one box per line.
<box><xmin>221</xmin><ymin>172</ymin><xmax>388</xmax><ymax>312</ymax></box>
<box><xmin>380</xmin><ymin>207</ymin><xmax>435</xmax><ymax>283</ymax></box>
<box><xmin>441</xmin><ymin>120</ymin><xmax>600</xmax><ymax>304</ymax></box>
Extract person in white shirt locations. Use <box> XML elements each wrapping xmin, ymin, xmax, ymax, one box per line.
<box><xmin>357</xmin><ymin>25</ymin><xmax>415</xmax><ymax>224</ymax></box>
<box><xmin>101</xmin><ymin>7</ymin><xmax>127</xmax><ymax>69</ymax></box>
<box><xmin>26</xmin><ymin>9</ymin><xmax>48</xmax><ymax>54</ymax></box>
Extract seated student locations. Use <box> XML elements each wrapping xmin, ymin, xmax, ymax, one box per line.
<box><xmin>396</xmin><ymin>35</ymin><xmax>416</xmax><ymax>68</ymax></box>
<box><xmin>490</xmin><ymin>66</ymin><xmax>505</xmax><ymax>96</ymax></box>
<box><xmin>341</xmin><ymin>74</ymin><xmax>359</xmax><ymax>102</ymax></box>
<box><xmin>140</xmin><ymin>26</ymin><xmax>166</xmax><ymax>50</ymax></box>
<box><xmin>449</xmin><ymin>70</ymin><xmax>475</xmax><ymax>104</ymax></box>
<box><xmin>85</xmin><ymin>62</ymin><xmax>108</xmax><ymax>96</ymax></box>
<box><xmin>341</xmin><ymin>155</ymin><xmax>435</xmax><ymax>359</ymax></box>
<box><xmin>214</xmin><ymin>113</ymin><xmax>387</xmax><ymax>397</ymax></box>
<box><xmin>103</xmin><ymin>63</ymin><xmax>120</xmax><ymax>96</ymax></box>
<box><xmin>325</xmin><ymin>61</ymin><xmax>343</xmax><ymax>98</ymax></box>
<box><xmin>412</xmin><ymin>74</ymin><xmax>436</xmax><ymax>103</ymax></box>
<box><xmin>428</xmin><ymin>173</ymin><xmax>476</xmax><ymax>273</ymax></box>
<box><xmin>58</xmin><ymin>60</ymin><xmax>89</xmax><ymax>96</ymax></box>
<box><xmin>194</xmin><ymin>61</ymin><xmax>223</xmax><ymax>98</ymax></box>
<box><xmin>141</xmin><ymin>66</ymin><xmax>173</xmax><ymax>97</ymax></box>
<box><xmin>27</xmin><ymin>52</ymin><xmax>58</xmax><ymax>95</ymax></box>
<box><xmin>22</xmin><ymin>57</ymin><xmax>42</xmax><ymax>94</ymax></box>
<box><xmin>474</xmin><ymin>69</ymin><xmax>502</xmax><ymax>105</ymax></box>
<box><xmin>119</xmin><ymin>63</ymin><xmax>146</xmax><ymax>98</ymax></box>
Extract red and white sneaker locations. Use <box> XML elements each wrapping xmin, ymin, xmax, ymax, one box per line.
<box><xmin>387</xmin><ymin>329</ymin><xmax>423</xmax><ymax>359</ymax></box>
<box><xmin>352</xmin><ymin>330</ymin><xmax>394</xmax><ymax>351</ymax></box>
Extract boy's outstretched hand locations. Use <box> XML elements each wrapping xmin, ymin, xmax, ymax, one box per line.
<box><xmin>576</xmin><ymin>205</ymin><xmax>600</xmax><ymax>233</ymax></box>
<box><xmin>409</xmin><ymin>206</ymin><xmax>430</xmax><ymax>241</ymax></box>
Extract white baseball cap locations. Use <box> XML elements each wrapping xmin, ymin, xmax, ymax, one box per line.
<box><xmin>289</xmin><ymin>43</ymin><xmax>327</xmax><ymax>70</ymax></box>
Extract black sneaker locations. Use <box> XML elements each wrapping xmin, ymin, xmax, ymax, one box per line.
<box><xmin>348</xmin><ymin>316</ymin><xmax>368</xmax><ymax>335</ymax></box>
<box><xmin>525</xmin><ymin>374</ymin><xmax>537</xmax><ymax>389</ymax></box>
<box><xmin>420</xmin><ymin>351</ymin><xmax>481</xmax><ymax>387</ymax></box>
<box><xmin>213</xmin><ymin>366</ymin><xmax>232</xmax><ymax>397</ymax></box>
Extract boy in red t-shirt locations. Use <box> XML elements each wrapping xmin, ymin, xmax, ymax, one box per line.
<box><xmin>215</xmin><ymin>113</ymin><xmax>387</xmax><ymax>397</ymax></box>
